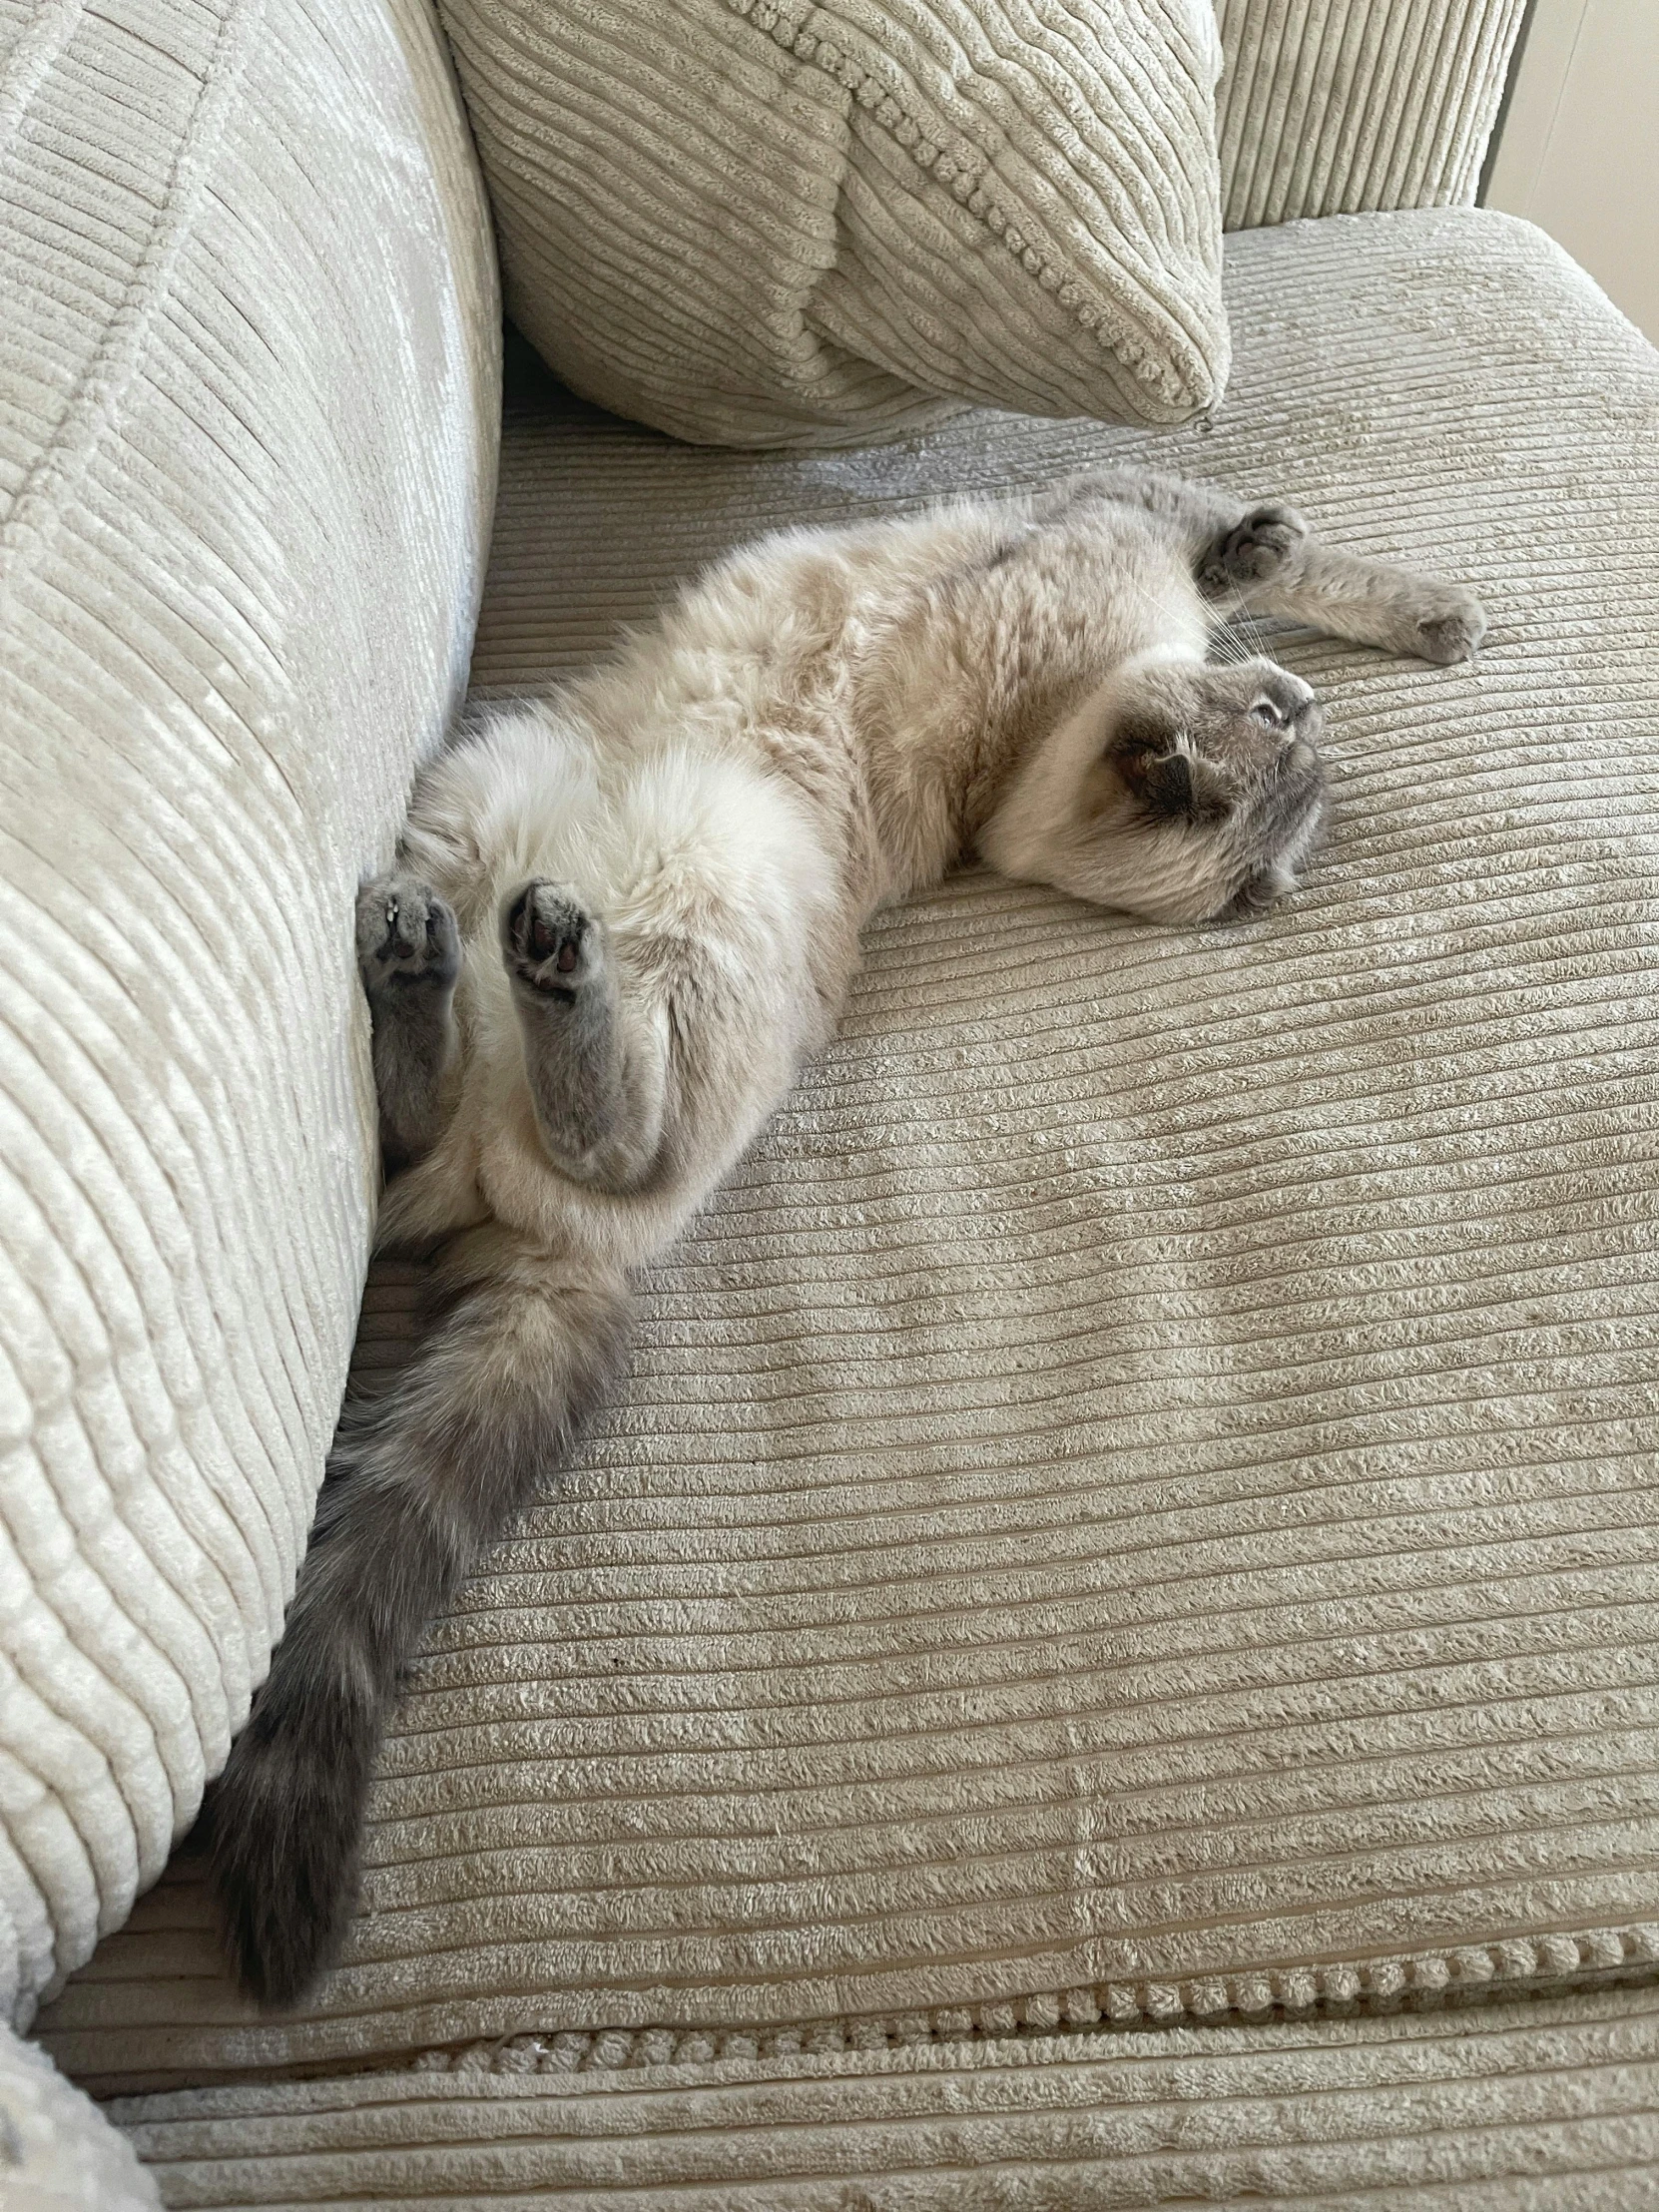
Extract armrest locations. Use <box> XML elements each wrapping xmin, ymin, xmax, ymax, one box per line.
<box><xmin>1217</xmin><ymin>0</ymin><xmax>1528</xmax><ymax>228</ymax></box>
<box><xmin>0</xmin><ymin>0</ymin><xmax>497</xmax><ymax>2025</ymax></box>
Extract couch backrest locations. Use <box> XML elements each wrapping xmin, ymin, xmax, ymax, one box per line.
<box><xmin>1217</xmin><ymin>0</ymin><xmax>1529</xmax><ymax>228</ymax></box>
<box><xmin>0</xmin><ymin>0</ymin><xmax>498</xmax><ymax>2028</ymax></box>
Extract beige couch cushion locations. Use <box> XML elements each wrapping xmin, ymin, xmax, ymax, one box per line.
<box><xmin>436</xmin><ymin>0</ymin><xmax>1229</xmax><ymax>446</ymax></box>
<box><xmin>0</xmin><ymin>0</ymin><xmax>497</xmax><ymax>2029</ymax></box>
<box><xmin>42</xmin><ymin>208</ymin><xmax>1659</xmax><ymax>2089</ymax></box>
<box><xmin>108</xmin><ymin>1985</ymin><xmax>1659</xmax><ymax>2209</ymax></box>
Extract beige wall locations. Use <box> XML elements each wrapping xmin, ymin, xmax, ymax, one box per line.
<box><xmin>1482</xmin><ymin>0</ymin><xmax>1659</xmax><ymax>341</ymax></box>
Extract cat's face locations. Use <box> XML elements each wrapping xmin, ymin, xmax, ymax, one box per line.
<box><xmin>983</xmin><ymin>657</ymin><xmax>1329</xmax><ymax>923</ymax></box>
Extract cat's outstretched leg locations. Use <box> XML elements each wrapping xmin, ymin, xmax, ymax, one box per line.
<box><xmin>1043</xmin><ymin>469</ymin><xmax>1485</xmax><ymax>665</ymax></box>
<box><xmin>1199</xmin><ymin>500</ymin><xmax>1486</xmax><ymax>665</ymax></box>
<box><xmin>500</xmin><ymin>880</ymin><xmax>667</xmax><ymax>1191</ymax></box>
<box><xmin>356</xmin><ymin>876</ymin><xmax>461</xmax><ymax>1172</ymax></box>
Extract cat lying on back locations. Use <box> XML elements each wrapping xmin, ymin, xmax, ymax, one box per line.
<box><xmin>207</xmin><ymin>467</ymin><xmax>1486</xmax><ymax>2007</ymax></box>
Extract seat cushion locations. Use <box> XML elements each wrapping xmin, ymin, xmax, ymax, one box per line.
<box><xmin>40</xmin><ymin>206</ymin><xmax>1659</xmax><ymax>2089</ymax></box>
<box><xmin>0</xmin><ymin>0</ymin><xmax>497</xmax><ymax>2028</ymax></box>
<box><xmin>105</xmin><ymin>1984</ymin><xmax>1659</xmax><ymax>2209</ymax></box>
<box><xmin>435</xmin><ymin>0</ymin><xmax>1229</xmax><ymax>446</ymax></box>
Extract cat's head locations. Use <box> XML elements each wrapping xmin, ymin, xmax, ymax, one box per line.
<box><xmin>980</xmin><ymin>656</ymin><xmax>1329</xmax><ymax>923</ymax></box>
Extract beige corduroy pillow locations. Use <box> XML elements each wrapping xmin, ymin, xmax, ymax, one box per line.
<box><xmin>438</xmin><ymin>0</ymin><xmax>1230</xmax><ymax>446</ymax></box>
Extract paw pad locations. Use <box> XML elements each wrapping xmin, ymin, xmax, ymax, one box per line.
<box><xmin>356</xmin><ymin>877</ymin><xmax>459</xmax><ymax>989</ymax></box>
<box><xmin>1224</xmin><ymin>504</ymin><xmax>1308</xmax><ymax>582</ymax></box>
<box><xmin>502</xmin><ymin>881</ymin><xmax>595</xmax><ymax>997</ymax></box>
<box><xmin>1414</xmin><ymin>599</ymin><xmax>1487</xmax><ymax>665</ymax></box>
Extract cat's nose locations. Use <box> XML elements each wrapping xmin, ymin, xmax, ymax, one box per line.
<box><xmin>1277</xmin><ymin>682</ymin><xmax>1321</xmax><ymax>748</ymax></box>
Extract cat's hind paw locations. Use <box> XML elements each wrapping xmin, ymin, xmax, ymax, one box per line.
<box><xmin>501</xmin><ymin>880</ymin><xmax>604</xmax><ymax>1004</ymax></box>
<box><xmin>357</xmin><ymin>876</ymin><xmax>460</xmax><ymax>994</ymax></box>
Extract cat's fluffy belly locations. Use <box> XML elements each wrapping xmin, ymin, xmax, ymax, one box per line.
<box><xmin>386</xmin><ymin>721</ymin><xmax>837</xmax><ymax>1263</ymax></box>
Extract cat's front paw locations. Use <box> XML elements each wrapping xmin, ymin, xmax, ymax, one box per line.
<box><xmin>1410</xmin><ymin>589</ymin><xmax>1487</xmax><ymax>665</ymax></box>
<box><xmin>1202</xmin><ymin>501</ymin><xmax>1309</xmax><ymax>593</ymax></box>
<box><xmin>501</xmin><ymin>880</ymin><xmax>603</xmax><ymax>1003</ymax></box>
<box><xmin>356</xmin><ymin>876</ymin><xmax>460</xmax><ymax>994</ymax></box>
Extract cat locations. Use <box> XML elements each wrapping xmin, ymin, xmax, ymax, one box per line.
<box><xmin>206</xmin><ymin>467</ymin><xmax>1486</xmax><ymax>2007</ymax></box>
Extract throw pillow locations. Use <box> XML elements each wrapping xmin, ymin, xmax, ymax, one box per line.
<box><xmin>438</xmin><ymin>0</ymin><xmax>1230</xmax><ymax>445</ymax></box>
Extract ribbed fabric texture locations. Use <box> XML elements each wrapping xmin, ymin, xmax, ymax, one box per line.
<box><xmin>0</xmin><ymin>0</ymin><xmax>499</xmax><ymax>2032</ymax></box>
<box><xmin>0</xmin><ymin>2020</ymin><xmax>157</xmax><ymax>2211</ymax></box>
<box><xmin>1216</xmin><ymin>0</ymin><xmax>1529</xmax><ymax>228</ymax></box>
<box><xmin>114</xmin><ymin>1987</ymin><xmax>1659</xmax><ymax>2208</ymax></box>
<box><xmin>40</xmin><ymin>207</ymin><xmax>1659</xmax><ymax>2096</ymax></box>
<box><xmin>435</xmin><ymin>0</ymin><xmax>1230</xmax><ymax>446</ymax></box>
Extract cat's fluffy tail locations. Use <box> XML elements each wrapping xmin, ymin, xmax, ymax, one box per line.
<box><xmin>206</xmin><ymin>1255</ymin><xmax>632</xmax><ymax>2010</ymax></box>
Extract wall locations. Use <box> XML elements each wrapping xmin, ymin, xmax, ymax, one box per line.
<box><xmin>1482</xmin><ymin>0</ymin><xmax>1659</xmax><ymax>341</ymax></box>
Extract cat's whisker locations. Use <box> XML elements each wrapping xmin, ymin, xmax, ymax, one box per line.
<box><xmin>1219</xmin><ymin>578</ymin><xmax>1274</xmax><ymax>665</ymax></box>
<box><xmin>1207</xmin><ymin>620</ymin><xmax>1253</xmax><ymax>668</ymax></box>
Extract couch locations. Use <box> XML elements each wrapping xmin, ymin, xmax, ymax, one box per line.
<box><xmin>3</xmin><ymin>0</ymin><xmax>1657</xmax><ymax>2202</ymax></box>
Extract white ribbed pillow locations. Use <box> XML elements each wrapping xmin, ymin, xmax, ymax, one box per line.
<box><xmin>0</xmin><ymin>0</ymin><xmax>497</xmax><ymax>2031</ymax></box>
<box><xmin>439</xmin><ymin>0</ymin><xmax>1229</xmax><ymax>445</ymax></box>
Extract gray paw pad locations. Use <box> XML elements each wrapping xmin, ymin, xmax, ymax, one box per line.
<box><xmin>357</xmin><ymin>878</ymin><xmax>460</xmax><ymax>991</ymax></box>
<box><xmin>502</xmin><ymin>880</ymin><xmax>596</xmax><ymax>999</ymax></box>
<box><xmin>1413</xmin><ymin>597</ymin><xmax>1487</xmax><ymax>665</ymax></box>
<box><xmin>1207</xmin><ymin>502</ymin><xmax>1309</xmax><ymax>589</ymax></box>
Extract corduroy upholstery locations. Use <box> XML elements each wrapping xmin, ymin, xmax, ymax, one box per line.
<box><xmin>435</xmin><ymin>0</ymin><xmax>1231</xmax><ymax>445</ymax></box>
<box><xmin>12</xmin><ymin>0</ymin><xmax>1655</xmax><ymax>2204</ymax></box>
<box><xmin>1216</xmin><ymin>0</ymin><xmax>1530</xmax><ymax>227</ymax></box>
<box><xmin>0</xmin><ymin>0</ymin><xmax>498</xmax><ymax>2035</ymax></box>
<box><xmin>109</xmin><ymin>1986</ymin><xmax>1659</xmax><ymax>2210</ymax></box>
<box><xmin>41</xmin><ymin>212</ymin><xmax>1659</xmax><ymax>2130</ymax></box>
<box><xmin>0</xmin><ymin>2021</ymin><xmax>155</xmax><ymax>2211</ymax></box>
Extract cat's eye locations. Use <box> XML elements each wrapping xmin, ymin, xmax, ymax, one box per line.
<box><xmin>1249</xmin><ymin>698</ymin><xmax>1285</xmax><ymax>727</ymax></box>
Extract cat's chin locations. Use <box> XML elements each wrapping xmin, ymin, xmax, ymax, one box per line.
<box><xmin>1089</xmin><ymin>864</ymin><xmax>1261</xmax><ymax>928</ymax></box>
<box><xmin>980</xmin><ymin>809</ymin><xmax>1322</xmax><ymax>928</ymax></box>
<box><xmin>979</xmin><ymin>784</ymin><xmax>1249</xmax><ymax>925</ymax></box>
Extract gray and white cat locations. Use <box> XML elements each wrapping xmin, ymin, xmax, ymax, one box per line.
<box><xmin>207</xmin><ymin>468</ymin><xmax>1485</xmax><ymax>2006</ymax></box>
